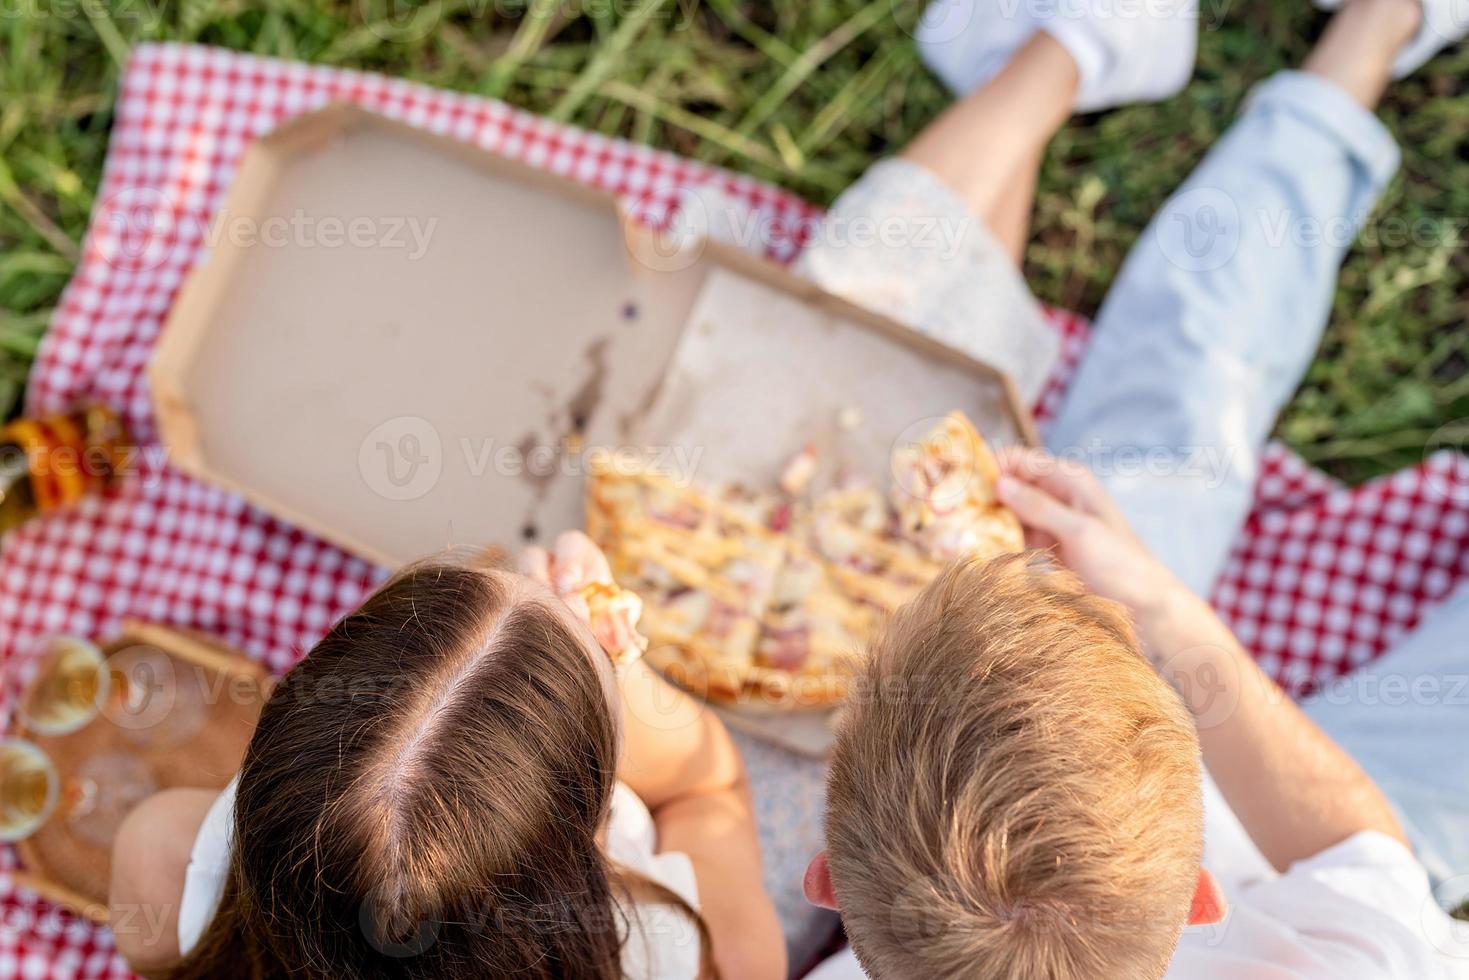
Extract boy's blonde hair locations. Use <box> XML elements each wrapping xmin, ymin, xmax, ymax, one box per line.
<box><xmin>827</xmin><ymin>554</ymin><xmax>1203</xmax><ymax>980</ymax></box>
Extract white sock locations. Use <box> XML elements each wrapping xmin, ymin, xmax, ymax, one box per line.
<box><xmin>1392</xmin><ymin>0</ymin><xmax>1469</xmax><ymax>76</ymax></box>
<box><xmin>1311</xmin><ymin>0</ymin><xmax>1468</xmax><ymax>77</ymax></box>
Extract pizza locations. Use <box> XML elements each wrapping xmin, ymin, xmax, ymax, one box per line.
<box><xmin>891</xmin><ymin>411</ymin><xmax>1025</xmax><ymax>561</ymax></box>
<box><xmin>575</xmin><ymin>580</ymin><xmax>650</xmax><ymax>667</ymax></box>
<box><xmin>585</xmin><ymin>412</ymin><xmax>1023</xmax><ymax>708</ymax></box>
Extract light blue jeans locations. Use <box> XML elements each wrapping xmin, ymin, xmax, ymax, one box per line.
<box><xmin>1049</xmin><ymin>71</ymin><xmax>1468</xmax><ymax>900</ymax></box>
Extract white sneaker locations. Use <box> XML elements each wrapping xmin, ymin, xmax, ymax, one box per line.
<box><xmin>916</xmin><ymin>0</ymin><xmax>1045</xmax><ymax>98</ymax></box>
<box><xmin>915</xmin><ymin>0</ymin><xmax>1198</xmax><ymax>112</ymax></box>
<box><xmin>1314</xmin><ymin>0</ymin><xmax>1469</xmax><ymax>77</ymax></box>
<box><xmin>1040</xmin><ymin>0</ymin><xmax>1199</xmax><ymax>111</ymax></box>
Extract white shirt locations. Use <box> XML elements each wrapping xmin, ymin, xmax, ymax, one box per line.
<box><xmin>808</xmin><ymin>773</ymin><xmax>1469</xmax><ymax>979</ymax></box>
<box><xmin>179</xmin><ymin>779</ymin><xmax>702</xmax><ymax>979</ymax></box>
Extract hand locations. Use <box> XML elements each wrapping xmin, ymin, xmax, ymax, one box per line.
<box><xmin>518</xmin><ymin>530</ymin><xmax>612</xmax><ymax>626</ymax></box>
<box><xmin>994</xmin><ymin>447</ymin><xmax>1188</xmax><ymax>630</ymax></box>
<box><xmin>519</xmin><ymin>529</ymin><xmax>613</xmax><ymax>592</ymax></box>
<box><xmin>519</xmin><ymin>531</ymin><xmax>642</xmax><ymax>662</ymax></box>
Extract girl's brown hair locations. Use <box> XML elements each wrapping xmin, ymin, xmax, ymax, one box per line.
<box><xmin>170</xmin><ymin>559</ymin><xmax>705</xmax><ymax>979</ymax></box>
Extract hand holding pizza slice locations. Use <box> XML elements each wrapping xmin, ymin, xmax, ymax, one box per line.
<box><xmin>519</xmin><ymin>530</ymin><xmax>649</xmax><ymax>666</ymax></box>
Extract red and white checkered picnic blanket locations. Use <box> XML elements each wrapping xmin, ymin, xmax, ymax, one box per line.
<box><xmin>0</xmin><ymin>43</ymin><xmax>1465</xmax><ymax>978</ymax></box>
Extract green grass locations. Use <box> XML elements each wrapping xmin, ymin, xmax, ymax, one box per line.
<box><xmin>1</xmin><ymin>0</ymin><xmax>1465</xmax><ymax>482</ymax></box>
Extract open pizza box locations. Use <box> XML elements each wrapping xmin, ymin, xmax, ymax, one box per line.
<box><xmin>150</xmin><ymin>104</ymin><xmax>1036</xmax><ymax>756</ymax></box>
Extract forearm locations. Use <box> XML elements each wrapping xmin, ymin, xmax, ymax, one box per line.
<box><xmin>617</xmin><ymin>662</ymin><xmax>784</xmax><ymax>977</ymax></box>
<box><xmin>654</xmin><ymin>782</ymin><xmax>786</xmax><ymax>980</ymax></box>
<box><xmin>616</xmin><ymin>660</ymin><xmax>747</xmax><ymax>807</ymax></box>
<box><xmin>1141</xmin><ymin>589</ymin><xmax>1406</xmax><ymax>870</ymax></box>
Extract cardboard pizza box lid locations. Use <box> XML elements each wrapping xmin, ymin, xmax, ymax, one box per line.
<box><xmin>150</xmin><ymin>103</ymin><xmax>1035</xmax><ymax>569</ymax></box>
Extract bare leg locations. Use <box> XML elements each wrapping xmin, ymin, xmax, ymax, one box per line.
<box><xmin>902</xmin><ymin>0</ymin><xmax>1420</xmax><ymax>261</ymax></box>
<box><xmin>793</xmin><ymin>30</ymin><xmax>1076</xmax><ymax>403</ymax></box>
<box><xmin>902</xmin><ymin>32</ymin><xmax>1078</xmax><ymax>263</ymax></box>
<box><xmin>983</xmin><ymin>145</ymin><xmax>1044</xmax><ymax>266</ymax></box>
<box><xmin>1304</xmin><ymin>0</ymin><xmax>1423</xmax><ymax>107</ymax></box>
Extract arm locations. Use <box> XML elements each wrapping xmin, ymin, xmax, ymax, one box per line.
<box><xmin>994</xmin><ymin>448</ymin><xmax>1406</xmax><ymax>871</ymax></box>
<box><xmin>1136</xmin><ymin>587</ymin><xmax>1406</xmax><ymax>869</ymax></box>
<box><xmin>522</xmin><ymin>533</ymin><xmax>787</xmax><ymax>980</ymax></box>
<box><xmin>108</xmin><ymin>787</ymin><xmax>218</xmax><ymax>977</ymax></box>
<box><xmin>619</xmin><ymin>658</ymin><xmax>786</xmax><ymax>980</ymax></box>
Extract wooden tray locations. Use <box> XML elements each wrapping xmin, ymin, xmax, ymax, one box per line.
<box><xmin>12</xmin><ymin>623</ymin><xmax>269</xmax><ymax>922</ymax></box>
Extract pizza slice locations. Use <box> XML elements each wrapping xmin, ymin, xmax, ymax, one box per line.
<box><xmin>575</xmin><ymin>580</ymin><xmax>650</xmax><ymax>666</ymax></box>
<box><xmin>582</xmin><ymin>411</ymin><xmax>1026</xmax><ymax>710</ymax></box>
<box><xmin>889</xmin><ymin>411</ymin><xmax>1025</xmax><ymax>561</ymax></box>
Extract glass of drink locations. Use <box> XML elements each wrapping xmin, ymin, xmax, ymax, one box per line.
<box><xmin>17</xmin><ymin>636</ymin><xmax>110</xmax><ymax>737</ymax></box>
<box><xmin>0</xmin><ymin>738</ymin><xmax>59</xmax><ymax>843</ymax></box>
<box><xmin>65</xmin><ymin>751</ymin><xmax>157</xmax><ymax>848</ymax></box>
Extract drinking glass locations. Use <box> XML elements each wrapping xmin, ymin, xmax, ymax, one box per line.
<box><xmin>0</xmin><ymin>737</ymin><xmax>59</xmax><ymax>843</ymax></box>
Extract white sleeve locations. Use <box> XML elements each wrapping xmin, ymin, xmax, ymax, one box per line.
<box><xmin>1174</xmin><ymin>831</ymin><xmax>1469</xmax><ymax>979</ymax></box>
<box><xmin>606</xmin><ymin>782</ymin><xmax>703</xmax><ymax>980</ymax></box>
<box><xmin>805</xmin><ymin>948</ymin><xmax>868</xmax><ymax>980</ymax></box>
<box><xmin>1258</xmin><ymin>832</ymin><xmax>1469</xmax><ymax>975</ymax></box>
<box><xmin>176</xmin><ymin>778</ymin><xmax>238</xmax><ymax>956</ymax></box>
<box><xmin>1273</xmin><ymin>832</ymin><xmax>1440</xmax><ymax>934</ymax></box>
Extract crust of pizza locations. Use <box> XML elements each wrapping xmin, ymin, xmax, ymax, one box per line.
<box><xmin>586</xmin><ymin>413</ymin><xmax>1022</xmax><ymax>710</ymax></box>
